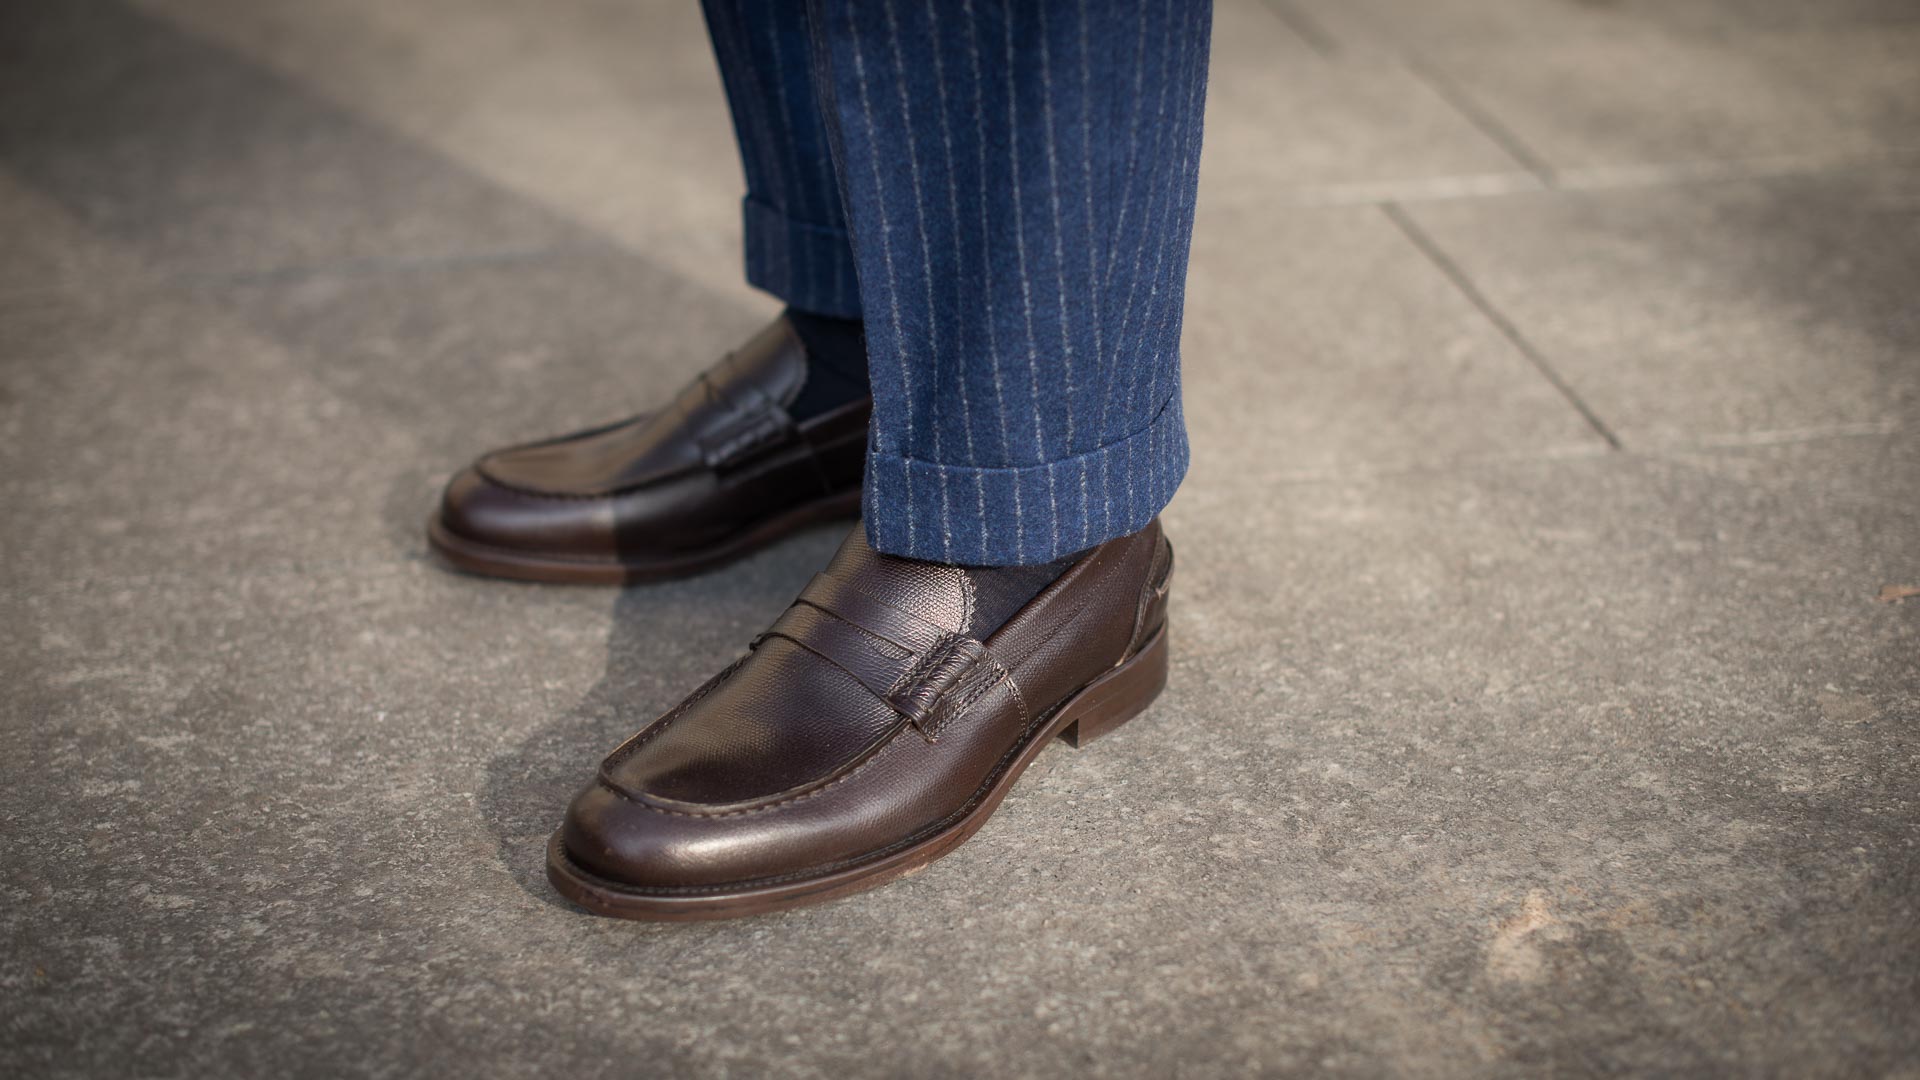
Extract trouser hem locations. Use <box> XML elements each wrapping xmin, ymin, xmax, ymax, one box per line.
<box><xmin>862</xmin><ymin>390</ymin><xmax>1189</xmax><ymax>566</ymax></box>
<box><xmin>742</xmin><ymin>197</ymin><xmax>862</xmax><ymax>319</ymax></box>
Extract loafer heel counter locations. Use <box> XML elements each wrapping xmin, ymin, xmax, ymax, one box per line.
<box><xmin>1057</xmin><ymin>622</ymin><xmax>1169</xmax><ymax>749</ymax></box>
<box><xmin>1056</xmin><ymin>529</ymin><xmax>1175</xmax><ymax>749</ymax></box>
<box><xmin>1127</xmin><ymin>531</ymin><xmax>1175</xmax><ymax>659</ymax></box>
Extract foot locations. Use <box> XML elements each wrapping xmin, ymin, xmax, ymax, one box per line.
<box><xmin>429</xmin><ymin>314</ymin><xmax>871</xmax><ymax>584</ymax></box>
<box><xmin>545</xmin><ymin>519</ymin><xmax>1175</xmax><ymax>920</ymax></box>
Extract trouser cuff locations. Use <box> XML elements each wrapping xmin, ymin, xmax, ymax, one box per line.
<box><xmin>862</xmin><ymin>391</ymin><xmax>1189</xmax><ymax>566</ymax></box>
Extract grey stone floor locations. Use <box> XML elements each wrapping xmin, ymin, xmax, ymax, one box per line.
<box><xmin>3</xmin><ymin>1</ymin><xmax>1916</xmax><ymax>1076</ymax></box>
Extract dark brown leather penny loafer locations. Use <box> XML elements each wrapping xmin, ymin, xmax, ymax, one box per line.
<box><xmin>428</xmin><ymin>316</ymin><xmax>870</xmax><ymax>584</ymax></box>
<box><xmin>546</xmin><ymin>519</ymin><xmax>1174</xmax><ymax>920</ymax></box>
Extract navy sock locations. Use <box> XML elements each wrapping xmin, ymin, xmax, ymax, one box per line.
<box><xmin>961</xmin><ymin>551</ymin><xmax>1083</xmax><ymax>637</ymax></box>
<box><xmin>785</xmin><ymin>307</ymin><xmax>869</xmax><ymax>419</ymax></box>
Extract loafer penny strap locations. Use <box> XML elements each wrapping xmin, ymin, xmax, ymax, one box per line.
<box><xmin>885</xmin><ymin>634</ymin><xmax>1011</xmax><ymax>741</ymax></box>
<box><xmin>752</xmin><ymin>577</ymin><xmax>1020</xmax><ymax>741</ymax></box>
<box><xmin>694</xmin><ymin>375</ymin><xmax>799</xmax><ymax>471</ymax></box>
<box><xmin>754</xmin><ymin>602</ymin><xmax>914</xmax><ymax>702</ymax></box>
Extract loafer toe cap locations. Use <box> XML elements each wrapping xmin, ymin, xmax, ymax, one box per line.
<box><xmin>560</xmin><ymin>780</ymin><xmax>739</xmax><ymax>890</ymax></box>
<box><xmin>435</xmin><ymin>464</ymin><xmax>614</xmax><ymax>559</ymax></box>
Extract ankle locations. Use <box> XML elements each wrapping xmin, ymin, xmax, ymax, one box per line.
<box><xmin>785</xmin><ymin>307</ymin><xmax>869</xmax><ymax>419</ymax></box>
<box><xmin>957</xmin><ymin>554</ymin><xmax>1083</xmax><ymax>638</ymax></box>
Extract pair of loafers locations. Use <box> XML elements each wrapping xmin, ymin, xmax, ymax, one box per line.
<box><xmin>431</xmin><ymin>316</ymin><xmax>1173</xmax><ymax>919</ymax></box>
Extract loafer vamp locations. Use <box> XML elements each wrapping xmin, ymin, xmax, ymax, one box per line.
<box><xmin>473</xmin><ymin>413</ymin><xmax>666</xmax><ymax>497</ymax></box>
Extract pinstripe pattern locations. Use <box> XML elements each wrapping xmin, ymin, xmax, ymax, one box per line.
<box><xmin>842</xmin><ymin>13</ymin><xmax>919</xmax><ymax>553</ymax></box>
<box><xmin>707</xmin><ymin>0</ymin><xmax>1212</xmax><ymax>565</ymax></box>
<box><xmin>700</xmin><ymin>0</ymin><xmax>861</xmax><ymax>318</ymax></box>
<box><xmin>923</xmin><ymin>0</ymin><xmax>990</xmax><ymax>559</ymax></box>
<box><xmin>999</xmin><ymin>4</ymin><xmax>1060</xmax><ymax>559</ymax></box>
<box><xmin>960</xmin><ymin>0</ymin><xmax>1019</xmax><ymax>558</ymax></box>
<box><xmin>1073</xmin><ymin>0</ymin><xmax>1103</xmax><ymax>548</ymax></box>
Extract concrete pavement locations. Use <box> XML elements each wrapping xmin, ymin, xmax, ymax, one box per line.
<box><xmin>3</xmin><ymin>1</ymin><xmax>1916</xmax><ymax>1075</ymax></box>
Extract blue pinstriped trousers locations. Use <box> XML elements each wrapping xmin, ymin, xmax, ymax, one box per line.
<box><xmin>702</xmin><ymin>0</ymin><xmax>1212</xmax><ymax>566</ymax></box>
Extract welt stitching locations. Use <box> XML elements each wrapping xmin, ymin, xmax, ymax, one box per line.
<box><xmin>602</xmin><ymin>657</ymin><xmax>742</xmax><ymax>770</ymax></box>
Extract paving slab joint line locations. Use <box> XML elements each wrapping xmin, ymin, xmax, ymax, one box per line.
<box><xmin>1256</xmin><ymin>0</ymin><xmax>1341</xmax><ymax>57</ymax></box>
<box><xmin>1224</xmin><ymin>149</ymin><xmax>1920</xmax><ymax>214</ymax></box>
<box><xmin>1400</xmin><ymin>55</ymin><xmax>1559</xmax><ymax>188</ymax></box>
<box><xmin>1380</xmin><ymin>201</ymin><xmax>1624</xmax><ymax>451</ymax></box>
<box><xmin>1675</xmin><ymin>421</ymin><xmax>1906</xmax><ymax>449</ymax></box>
